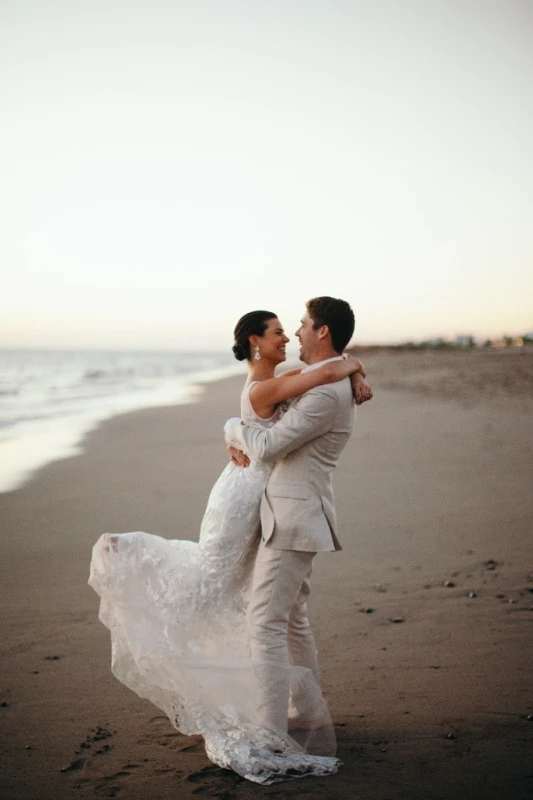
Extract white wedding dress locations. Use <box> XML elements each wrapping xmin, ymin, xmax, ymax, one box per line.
<box><xmin>89</xmin><ymin>382</ymin><xmax>340</xmax><ymax>784</ymax></box>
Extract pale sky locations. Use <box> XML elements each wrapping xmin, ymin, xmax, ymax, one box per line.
<box><xmin>1</xmin><ymin>0</ymin><xmax>532</xmax><ymax>350</ymax></box>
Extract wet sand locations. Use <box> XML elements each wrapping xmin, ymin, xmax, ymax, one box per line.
<box><xmin>1</xmin><ymin>348</ymin><xmax>532</xmax><ymax>799</ymax></box>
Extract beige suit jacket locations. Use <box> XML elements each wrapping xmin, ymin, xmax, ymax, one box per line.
<box><xmin>225</xmin><ymin>378</ymin><xmax>355</xmax><ymax>552</ymax></box>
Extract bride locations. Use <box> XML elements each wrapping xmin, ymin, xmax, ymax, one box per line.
<box><xmin>89</xmin><ymin>309</ymin><xmax>370</xmax><ymax>784</ymax></box>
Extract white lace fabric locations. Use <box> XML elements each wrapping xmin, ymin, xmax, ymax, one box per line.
<box><xmin>89</xmin><ymin>382</ymin><xmax>340</xmax><ymax>784</ymax></box>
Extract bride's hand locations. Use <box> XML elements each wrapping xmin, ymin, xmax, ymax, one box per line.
<box><xmin>351</xmin><ymin>373</ymin><xmax>373</xmax><ymax>405</ymax></box>
<box><xmin>343</xmin><ymin>353</ymin><xmax>366</xmax><ymax>378</ymax></box>
<box><xmin>228</xmin><ymin>445</ymin><xmax>250</xmax><ymax>468</ymax></box>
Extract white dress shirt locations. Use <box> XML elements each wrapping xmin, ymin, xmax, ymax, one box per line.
<box><xmin>301</xmin><ymin>355</ymin><xmax>344</xmax><ymax>374</ymax></box>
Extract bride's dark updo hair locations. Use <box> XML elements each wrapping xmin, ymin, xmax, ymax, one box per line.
<box><xmin>232</xmin><ymin>310</ymin><xmax>278</xmax><ymax>361</ymax></box>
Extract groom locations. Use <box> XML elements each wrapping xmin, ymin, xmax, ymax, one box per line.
<box><xmin>225</xmin><ymin>296</ymin><xmax>364</xmax><ymax>737</ymax></box>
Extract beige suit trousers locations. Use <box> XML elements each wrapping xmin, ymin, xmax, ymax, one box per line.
<box><xmin>246</xmin><ymin>546</ymin><xmax>321</xmax><ymax>734</ymax></box>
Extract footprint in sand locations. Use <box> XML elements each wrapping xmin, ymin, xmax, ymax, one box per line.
<box><xmin>60</xmin><ymin>757</ymin><xmax>87</xmax><ymax>773</ymax></box>
<box><xmin>139</xmin><ymin>714</ymin><xmax>205</xmax><ymax>754</ymax></box>
<box><xmin>74</xmin><ymin>724</ymin><xmax>115</xmax><ymax>756</ymax></box>
<box><xmin>186</xmin><ymin>764</ymin><xmax>242</xmax><ymax>796</ymax></box>
<box><xmin>83</xmin><ymin>764</ymin><xmax>144</xmax><ymax>798</ymax></box>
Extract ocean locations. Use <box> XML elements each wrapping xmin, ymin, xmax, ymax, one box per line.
<box><xmin>0</xmin><ymin>349</ymin><xmax>244</xmax><ymax>493</ymax></box>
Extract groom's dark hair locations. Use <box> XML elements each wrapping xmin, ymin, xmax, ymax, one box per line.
<box><xmin>307</xmin><ymin>296</ymin><xmax>355</xmax><ymax>353</ymax></box>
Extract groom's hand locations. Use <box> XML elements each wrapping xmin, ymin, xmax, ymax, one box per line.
<box><xmin>228</xmin><ymin>445</ymin><xmax>250</xmax><ymax>468</ymax></box>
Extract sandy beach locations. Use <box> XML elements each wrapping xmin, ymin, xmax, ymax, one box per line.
<box><xmin>1</xmin><ymin>347</ymin><xmax>532</xmax><ymax>800</ymax></box>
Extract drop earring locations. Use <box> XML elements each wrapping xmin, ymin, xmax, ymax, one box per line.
<box><xmin>254</xmin><ymin>345</ymin><xmax>261</xmax><ymax>361</ymax></box>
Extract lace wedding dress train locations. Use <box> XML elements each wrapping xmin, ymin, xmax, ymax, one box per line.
<box><xmin>89</xmin><ymin>383</ymin><xmax>340</xmax><ymax>784</ymax></box>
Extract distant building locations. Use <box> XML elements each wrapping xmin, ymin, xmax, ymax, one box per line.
<box><xmin>455</xmin><ymin>335</ymin><xmax>474</xmax><ymax>348</ymax></box>
<box><xmin>491</xmin><ymin>336</ymin><xmax>525</xmax><ymax>347</ymax></box>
